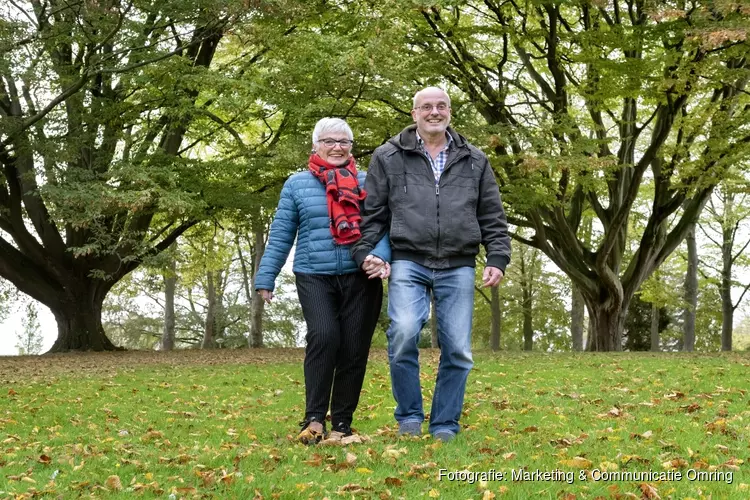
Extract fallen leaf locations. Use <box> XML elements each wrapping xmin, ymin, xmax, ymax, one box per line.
<box><xmin>664</xmin><ymin>392</ymin><xmax>685</xmax><ymax>400</ymax></box>
<box><xmin>384</xmin><ymin>477</ymin><xmax>403</xmax><ymax>487</ymax></box>
<box><xmin>38</xmin><ymin>454</ymin><xmax>52</xmax><ymax>464</ymax></box>
<box><xmin>141</xmin><ymin>430</ymin><xmax>164</xmax><ymax>441</ymax></box>
<box><xmin>338</xmin><ymin>483</ymin><xmax>370</xmax><ymax>494</ymax></box>
<box><xmin>661</xmin><ymin>458</ymin><xmax>688</xmax><ymax>469</ymax></box>
<box><xmin>105</xmin><ymin>475</ymin><xmax>122</xmax><ymax>491</ymax></box>
<box><xmin>428</xmin><ymin>488</ymin><xmax>440</xmax><ymax>498</ymax></box>
<box><xmin>345</xmin><ymin>452</ymin><xmax>357</xmax><ymax>465</ymax></box>
<box><xmin>598</xmin><ymin>461</ymin><xmax>618</xmax><ymax>471</ymax></box>
<box><xmin>639</xmin><ymin>482</ymin><xmax>660</xmax><ymax>499</ymax></box>
<box><xmin>560</xmin><ymin>457</ymin><xmax>592</xmax><ymax>468</ymax></box>
<box><xmin>341</xmin><ymin>434</ymin><xmax>365</xmax><ymax>445</ymax></box>
<box><xmin>630</xmin><ymin>430</ymin><xmax>653</xmax><ymax>440</ymax></box>
<box><xmin>681</xmin><ymin>403</ymin><xmax>701</xmax><ymax>413</ymax></box>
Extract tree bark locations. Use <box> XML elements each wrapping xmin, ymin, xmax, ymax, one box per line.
<box><xmin>520</xmin><ymin>252</ymin><xmax>533</xmax><ymax>351</ymax></box>
<box><xmin>490</xmin><ymin>285</ymin><xmax>501</xmax><ymax>351</ymax></box>
<box><xmin>236</xmin><ymin>234</ymin><xmax>253</xmax><ymax>348</ymax></box>
<box><xmin>202</xmin><ymin>271</ymin><xmax>218</xmax><ymax>348</ymax></box>
<box><xmin>161</xmin><ymin>242</ymin><xmax>177</xmax><ymax>351</ymax></box>
<box><xmin>571</xmin><ymin>283</ymin><xmax>584</xmax><ymax>351</ymax></box>
<box><xmin>650</xmin><ymin>303</ymin><xmax>660</xmax><ymax>352</ymax></box>
<box><xmin>48</xmin><ymin>290</ymin><xmax>119</xmax><ymax>352</ymax></box>
<box><xmin>721</xmin><ymin>224</ymin><xmax>733</xmax><ymax>351</ymax></box>
<box><xmin>249</xmin><ymin>225</ymin><xmax>266</xmax><ymax>348</ymax></box>
<box><xmin>586</xmin><ymin>300</ymin><xmax>627</xmax><ymax>352</ymax></box>
<box><xmin>683</xmin><ymin>224</ymin><xmax>697</xmax><ymax>351</ymax></box>
<box><xmin>522</xmin><ymin>286</ymin><xmax>533</xmax><ymax>351</ymax></box>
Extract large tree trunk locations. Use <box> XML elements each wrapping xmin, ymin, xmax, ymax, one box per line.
<box><xmin>570</xmin><ymin>283</ymin><xmax>584</xmax><ymax>351</ymax></box>
<box><xmin>48</xmin><ymin>290</ymin><xmax>119</xmax><ymax>352</ymax></box>
<box><xmin>586</xmin><ymin>300</ymin><xmax>627</xmax><ymax>352</ymax></box>
<box><xmin>650</xmin><ymin>303</ymin><xmax>660</xmax><ymax>352</ymax></box>
<box><xmin>490</xmin><ymin>285</ymin><xmax>501</xmax><ymax>351</ymax></box>
<box><xmin>162</xmin><ymin>242</ymin><xmax>177</xmax><ymax>351</ymax></box>
<box><xmin>683</xmin><ymin>224</ymin><xmax>697</xmax><ymax>351</ymax></box>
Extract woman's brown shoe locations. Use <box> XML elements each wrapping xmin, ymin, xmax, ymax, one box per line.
<box><xmin>298</xmin><ymin>419</ymin><xmax>325</xmax><ymax>445</ymax></box>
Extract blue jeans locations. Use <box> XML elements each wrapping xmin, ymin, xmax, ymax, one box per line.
<box><xmin>386</xmin><ymin>260</ymin><xmax>475</xmax><ymax>436</ymax></box>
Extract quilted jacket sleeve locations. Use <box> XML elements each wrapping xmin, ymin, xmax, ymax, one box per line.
<box><xmin>369</xmin><ymin>233</ymin><xmax>391</xmax><ymax>264</ymax></box>
<box><xmin>254</xmin><ymin>179</ymin><xmax>299</xmax><ymax>292</ymax></box>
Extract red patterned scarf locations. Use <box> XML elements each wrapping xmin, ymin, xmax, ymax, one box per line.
<box><xmin>308</xmin><ymin>154</ymin><xmax>367</xmax><ymax>245</ymax></box>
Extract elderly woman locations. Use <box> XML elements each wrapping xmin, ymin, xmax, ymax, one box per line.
<box><xmin>255</xmin><ymin>118</ymin><xmax>390</xmax><ymax>444</ymax></box>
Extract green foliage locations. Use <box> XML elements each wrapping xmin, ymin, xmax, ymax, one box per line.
<box><xmin>473</xmin><ymin>242</ymin><xmax>571</xmax><ymax>351</ymax></box>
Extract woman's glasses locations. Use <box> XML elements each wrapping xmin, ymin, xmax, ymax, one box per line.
<box><xmin>317</xmin><ymin>138</ymin><xmax>354</xmax><ymax>148</ymax></box>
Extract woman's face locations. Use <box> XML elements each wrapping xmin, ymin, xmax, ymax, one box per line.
<box><xmin>315</xmin><ymin>132</ymin><xmax>352</xmax><ymax>166</ymax></box>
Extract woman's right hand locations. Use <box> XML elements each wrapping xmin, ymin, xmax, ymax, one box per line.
<box><xmin>258</xmin><ymin>289</ymin><xmax>274</xmax><ymax>304</ymax></box>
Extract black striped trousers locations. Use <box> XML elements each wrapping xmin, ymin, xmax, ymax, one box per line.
<box><xmin>295</xmin><ymin>271</ymin><xmax>383</xmax><ymax>427</ymax></box>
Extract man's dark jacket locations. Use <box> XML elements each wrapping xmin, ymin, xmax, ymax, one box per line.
<box><xmin>352</xmin><ymin>125</ymin><xmax>511</xmax><ymax>271</ymax></box>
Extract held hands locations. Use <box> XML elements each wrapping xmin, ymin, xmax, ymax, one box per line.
<box><xmin>482</xmin><ymin>266</ymin><xmax>504</xmax><ymax>288</ymax></box>
<box><xmin>258</xmin><ymin>289</ymin><xmax>274</xmax><ymax>304</ymax></box>
<box><xmin>362</xmin><ymin>254</ymin><xmax>391</xmax><ymax>280</ymax></box>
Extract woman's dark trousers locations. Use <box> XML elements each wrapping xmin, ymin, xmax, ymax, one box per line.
<box><xmin>295</xmin><ymin>271</ymin><xmax>383</xmax><ymax>427</ymax></box>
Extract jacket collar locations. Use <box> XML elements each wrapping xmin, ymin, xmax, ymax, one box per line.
<box><xmin>390</xmin><ymin>124</ymin><xmax>467</xmax><ymax>151</ymax></box>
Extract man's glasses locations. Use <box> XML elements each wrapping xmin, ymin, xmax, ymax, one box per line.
<box><xmin>318</xmin><ymin>138</ymin><xmax>354</xmax><ymax>148</ymax></box>
<box><xmin>415</xmin><ymin>103</ymin><xmax>450</xmax><ymax>113</ymax></box>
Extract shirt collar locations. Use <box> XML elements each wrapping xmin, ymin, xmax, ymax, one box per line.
<box><xmin>416</xmin><ymin>131</ymin><xmax>452</xmax><ymax>150</ymax></box>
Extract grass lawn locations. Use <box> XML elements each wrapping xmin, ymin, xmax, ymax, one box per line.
<box><xmin>0</xmin><ymin>349</ymin><xmax>748</xmax><ymax>499</ymax></box>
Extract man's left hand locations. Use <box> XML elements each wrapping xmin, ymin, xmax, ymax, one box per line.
<box><xmin>482</xmin><ymin>266</ymin><xmax>504</xmax><ymax>288</ymax></box>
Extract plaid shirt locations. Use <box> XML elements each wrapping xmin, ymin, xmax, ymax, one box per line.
<box><xmin>416</xmin><ymin>131</ymin><xmax>452</xmax><ymax>185</ymax></box>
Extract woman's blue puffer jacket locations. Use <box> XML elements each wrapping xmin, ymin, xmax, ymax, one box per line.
<box><xmin>254</xmin><ymin>171</ymin><xmax>390</xmax><ymax>292</ymax></box>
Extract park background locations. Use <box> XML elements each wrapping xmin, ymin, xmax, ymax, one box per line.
<box><xmin>1</xmin><ymin>0</ymin><xmax>749</xmax><ymax>496</ymax></box>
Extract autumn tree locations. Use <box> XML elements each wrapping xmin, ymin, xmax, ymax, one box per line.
<box><xmin>0</xmin><ymin>0</ymin><xmax>320</xmax><ymax>351</ymax></box>
<box><xmin>374</xmin><ymin>0</ymin><xmax>750</xmax><ymax>350</ymax></box>
<box><xmin>698</xmin><ymin>176</ymin><xmax>750</xmax><ymax>350</ymax></box>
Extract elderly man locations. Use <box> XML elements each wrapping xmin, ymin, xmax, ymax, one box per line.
<box><xmin>352</xmin><ymin>87</ymin><xmax>511</xmax><ymax>442</ymax></box>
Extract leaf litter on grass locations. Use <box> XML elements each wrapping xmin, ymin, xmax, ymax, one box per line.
<box><xmin>0</xmin><ymin>349</ymin><xmax>748</xmax><ymax>498</ymax></box>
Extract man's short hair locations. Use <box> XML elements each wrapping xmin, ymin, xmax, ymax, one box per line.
<box><xmin>312</xmin><ymin>118</ymin><xmax>354</xmax><ymax>145</ymax></box>
<box><xmin>413</xmin><ymin>87</ymin><xmax>452</xmax><ymax>109</ymax></box>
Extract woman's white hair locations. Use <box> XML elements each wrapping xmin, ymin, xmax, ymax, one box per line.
<box><xmin>312</xmin><ymin>118</ymin><xmax>353</xmax><ymax>145</ymax></box>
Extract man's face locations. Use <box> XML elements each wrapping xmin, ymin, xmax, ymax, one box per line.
<box><xmin>411</xmin><ymin>89</ymin><xmax>451</xmax><ymax>137</ymax></box>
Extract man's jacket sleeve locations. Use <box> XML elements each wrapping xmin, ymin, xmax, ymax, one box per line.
<box><xmin>352</xmin><ymin>152</ymin><xmax>390</xmax><ymax>268</ymax></box>
<box><xmin>477</xmin><ymin>155</ymin><xmax>511</xmax><ymax>271</ymax></box>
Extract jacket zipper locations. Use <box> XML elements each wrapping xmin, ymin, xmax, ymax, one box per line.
<box><xmin>435</xmin><ymin>183</ymin><xmax>440</xmax><ymax>258</ymax></box>
<box><xmin>434</xmin><ymin>150</ymin><xmax>469</xmax><ymax>259</ymax></box>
